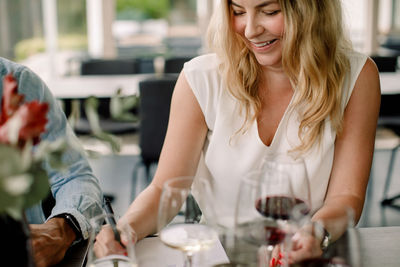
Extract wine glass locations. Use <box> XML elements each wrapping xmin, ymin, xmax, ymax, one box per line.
<box><xmin>292</xmin><ymin>208</ymin><xmax>360</xmax><ymax>267</ymax></box>
<box><xmin>86</xmin><ymin>213</ymin><xmax>138</xmax><ymax>267</ymax></box>
<box><xmin>235</xmin><ymin>156</ymin><xmax>311</xmax><ymax>266</ymax></box>
<box><xmin>157</xmin><ymin>176</ymin><xmax>219</xmax><ymax>267</ymax></box>
<box><xmin>260</xmin><ymin>154</ymin><xmax>312</xmax><ymax>218</ymax></box>
<box><xmin>198</xmin><ymin>177</ymin><xmax>259</xmax><ymax>267</ymax></box>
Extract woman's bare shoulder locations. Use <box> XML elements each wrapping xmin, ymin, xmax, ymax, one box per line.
<box><xmin>354</xmin><ymin>57</ymin><xmax>381</xmax><ymax>97</ymax></box>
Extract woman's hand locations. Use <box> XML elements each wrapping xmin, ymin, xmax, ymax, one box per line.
<box><xmin>94</xmin><ymin>224</ymin><xmax>131</xmax><ymax>257</ymax></box>
<box><xmin>288</xmin><ymin>228</ymin><xmax>323</xmax><ymax>264</ymax></box>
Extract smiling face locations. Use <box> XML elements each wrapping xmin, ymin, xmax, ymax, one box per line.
<box><xmin>230</xmin><ymin>0</ymin><xmax>285</xmax><ymax>69</ymax></box>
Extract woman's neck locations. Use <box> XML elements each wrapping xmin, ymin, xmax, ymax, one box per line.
<box><xmin>260</xmin><ymin>66</ymin><xmax>292</xmax><ymax>94</ymax></box>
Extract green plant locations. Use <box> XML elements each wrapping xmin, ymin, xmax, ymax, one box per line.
<box><xmin>116</xmin><ymin>0</ymin><xmax>170</xmax><ymax>20</ymax></box>
<box><xmin>66</xmin><ymin>90</ymin><xmax>139</xmax><ymax>156</ymax></box>
<box><xmin>14</xmin><ymin>34</ymin><xmax>87</xmax><ymax>61</ymax></box>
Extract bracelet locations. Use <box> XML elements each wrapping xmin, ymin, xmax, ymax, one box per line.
<box><xmin>311</xmin><ymin>221</ymin><xmax>331</xmax><ymax>251</ymax></box>
<box><xmin>320</xmin><ymin>226</ymin><xmax>331</xmax><ymax>251</ymax></box>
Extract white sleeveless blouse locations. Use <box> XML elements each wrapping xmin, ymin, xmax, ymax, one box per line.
<box><xmin>184</xmin><ymin>51</ymin><xmax>368</xmax><ymax>222</ymax></box>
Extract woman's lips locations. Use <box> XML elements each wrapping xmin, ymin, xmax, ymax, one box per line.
<box><xmin>253</xmin><ymin>39</ymin><xmax>277</xmax><ymax>48</ymax></box>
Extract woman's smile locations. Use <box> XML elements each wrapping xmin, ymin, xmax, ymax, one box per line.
<box><xmin>231</xmin><ymin>0</ymin><xmax>284</xmax><ymax>68</ymax></box>
<box><xmin>250</xmin><ymin>38</ymin><xmax>279</xmax><ymax>51</ymax></box>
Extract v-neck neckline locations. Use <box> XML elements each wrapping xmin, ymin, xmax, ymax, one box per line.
<box><xmin>254</xmin><ymin>93</ymin><xmax>295</xmax><ymax>148</ymax></box>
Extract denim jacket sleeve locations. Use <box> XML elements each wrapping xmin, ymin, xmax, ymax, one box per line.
<box><xmin>2</xmin><ymin>61</ymin><xmax>104</xmax><ymax>240</ymax></box>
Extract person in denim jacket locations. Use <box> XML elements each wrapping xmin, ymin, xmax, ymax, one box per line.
<box><xmin>0</xmin><ymin>57</ymin><xmax>103</xmax><ymax>267</ymax></box>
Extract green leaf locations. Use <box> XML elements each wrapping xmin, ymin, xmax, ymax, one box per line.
<box><xmin>23</xmin><ymin>163</ymin><xmax>50</xmax><ymax>209</ymax></box>
<box><xmin>0</xmin><ymin>144</ymin><xmax>25</xmax><ymax>178</ymax></box>
<box><xmin>93</xmin><ymin>132</ymin><xmax>122</xmax><ymax>154</ymax></box>
<box><xmin>0</xmin><ymin>188</ymin><xmax>24</xmax><ymax>220</ymax></box>
<box><xmin>67</xmin><ymin>99</ymin><xmax>81</xmax><ymax>128</ymax></box>
<box><xmin>83</xmin><ymin>96</ymin><xmax>122</xmax><ymax>154</ymax></box>
<box><xmin>85</xmin><ymin>97</ymin><xmax>102</xmax><ymax>134</ymax></box>
<box><xmin>5</xmin><ymin>205</ymin><xmax>24</xmax><ymax>221</ymax></box>
<box><xmin>110</xmin><ymin>90</ymin><xmax>139</xmax><ymax>122</ymax></box>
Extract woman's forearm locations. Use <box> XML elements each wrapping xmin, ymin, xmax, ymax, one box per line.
<box><xmin>311</xmin><ymin>194</ymin><xmax>365</xmax><ymax>242</ymax></box>
<box><xmin>118</xmin><ymin>183</ymin><xmax>163</xmax><ymax>241</ymax></box>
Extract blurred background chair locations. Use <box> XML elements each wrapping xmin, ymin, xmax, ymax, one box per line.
<box><xmin>370</xmin><ymin>55</ymin><xmax>398</xmax><ymax>72</ymax></box>
<box><xmin>379</xmin><ymin>93</ymin><xmax>400</xmax><ymax>209</ymax></box>
<box><xmin>131</xmin><ymin>74</ymin><xmax>178</xmax><ymax>199</ymax></box>
<box><xmin>163</xmin><ymin>56</ymin><xmax>193</xmax><ymax>74</ymax></box>
<box><xmin>135</xmin><ymin>57</ymin><xmax>156</xmax><ymax>74</ymax></box>
<box><xmin>66</xmin><ymin>58</ymin><xmax>147</xmax><ymax>135</ymax></box>
<box><xmin>80</xmin><ymin>58</ymin><xmax>138</xmax><ymax>75</ymax></box>
<box><xmin>80</xmin><ymin>57</ymin><xmax>155</xmax><ymax>75</ymax></box>
<box><xmin>375</xmin><ymin>47</ymin><xmax>400</xmax><ymax>209</ymax></box>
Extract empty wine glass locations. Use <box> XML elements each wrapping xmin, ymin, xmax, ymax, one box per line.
<box><xmin>198</xmin><ymin>177</ymin><xmax>259</xmax><ymax>267</ymax></box>
<box><xmin>157</xmin><ymin>176</ymin><xmax>218</xmax><ymax>267</ymax></box>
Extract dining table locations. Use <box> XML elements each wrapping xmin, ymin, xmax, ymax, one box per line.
<box><xmin>55</xmin><ymin>226</ymin><xmax>400</xmax><ymax>267</ymax></box>
<box><xmin>43</xmin><ymin>70</ymin><xmax>400</xmax><ymax>100</ymax></box>
<box><xmin>355</xmin><ymin>226</ymin><xmax>400</xmax><ymax>267</ymax></box>
<box><xmin>44</xmin><ymin>73</ymin><xmax>156</xmax><ymax>99</ymax></box>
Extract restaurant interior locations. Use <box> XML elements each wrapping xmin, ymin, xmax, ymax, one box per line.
<box><xmin>1</xmin><ymin>0</ymin><xmax>400</xmax><ymax>266</ymax></box>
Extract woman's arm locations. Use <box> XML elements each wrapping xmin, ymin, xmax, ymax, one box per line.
<box><xmin>289</xmin><ymin>58</ymin><xmax>381</xmax><ymax>262</ymax></box>
<box><xmin>313</xmin><ymin>58</ymin><xmax>381</xmax><ymax>238</ymax></box>
<box><xmin>118</xmin><ymin>71</ymin><xmax>208</xmax><ymax>241</ymax></box>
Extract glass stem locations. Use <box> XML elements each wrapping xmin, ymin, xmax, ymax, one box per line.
<box><xmin>183</xmin><ymin>252</ymin><xmax>194</xmax><ymax>267</ymax></box>
<box><xmin>258</xmin><ymin>245</ymin><xmax>274</xmax><ymax>267</ymax></box>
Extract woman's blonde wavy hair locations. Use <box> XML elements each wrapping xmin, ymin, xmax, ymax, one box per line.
<box><xmin>206</xmin><ymin>0</ymin><xmax>352</xmax><ymax>152</ymax></box>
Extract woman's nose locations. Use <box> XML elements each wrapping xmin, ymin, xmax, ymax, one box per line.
<box><xmin>245</xmin><ymin>16</ymin><xmax>264</xmax><ymax>39</ymax></box>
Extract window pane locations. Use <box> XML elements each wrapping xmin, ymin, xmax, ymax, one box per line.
<box><xmin>57</xmin><ymin>0</ymin><xmax>87</xmax><ymax>52</ymax></box>
<box><xmin>114</xmin><ymin>0</ymin><xmax>201</xmax><ymax>60</ymax></box>
<box><xmin>0</xmin><ymin>0</ymin><xmax>43</xmax><ymax>61</ymax></box>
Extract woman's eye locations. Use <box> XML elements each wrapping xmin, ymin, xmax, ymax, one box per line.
<box><xmin>232</xmin><ymin>10</ymin><xmax>245</xmax><ymax>16</ymax></box>
<box><xmin>263</xmin><ymin>10</ymin><xmax>281</xmax><ymax>16</ymax></box>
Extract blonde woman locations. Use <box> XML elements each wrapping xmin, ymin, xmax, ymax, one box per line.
<box><xmin>95</xmin><ymin>0</ymin><xmax>380</xmax><ymax>263</ymax></box>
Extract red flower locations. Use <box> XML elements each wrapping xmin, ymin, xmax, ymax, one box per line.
<box><xmin>1</xmin><ymin>74</ymin><xmax>24</xmax><ymax>124</ymax></box>
<box><xmin>0</xmin><ymin>73</ymin><xmax>49</xmax><ymax>147</ymax></box>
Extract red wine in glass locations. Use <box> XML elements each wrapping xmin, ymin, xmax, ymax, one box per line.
<box><xmin>254</xmin><ymin>196</ymin><xmax>310</xmax><ymax>245</ymax></box>
<box><xmin>255</xmin><ymin>196</ymin><xmax>310</xmax><ymax>219</ymax></box>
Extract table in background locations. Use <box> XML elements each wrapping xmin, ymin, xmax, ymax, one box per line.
<box><xmin>44</xmin><ymin>73</ymin><xmax>155</xmax><ymax>99</ymax></box>
<box><xmin>380</xmin><ymin>71</ymin><xmax>400</xmax><ymax>95</ymax></box>
<box><xmin>357</xmin><ymin>226</ymin><xmax>400</xmax><ymax>267</ymax></box>
<box><xmin>42</xmin><ymin>71</ymin><xmax>400</xmax><ymax>100</ymax></box>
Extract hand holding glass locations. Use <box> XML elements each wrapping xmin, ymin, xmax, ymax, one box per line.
<box><xmin>235</xmin><ymin>156</ymin><xmax>311</xmax><ymax>266</ymax></box>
